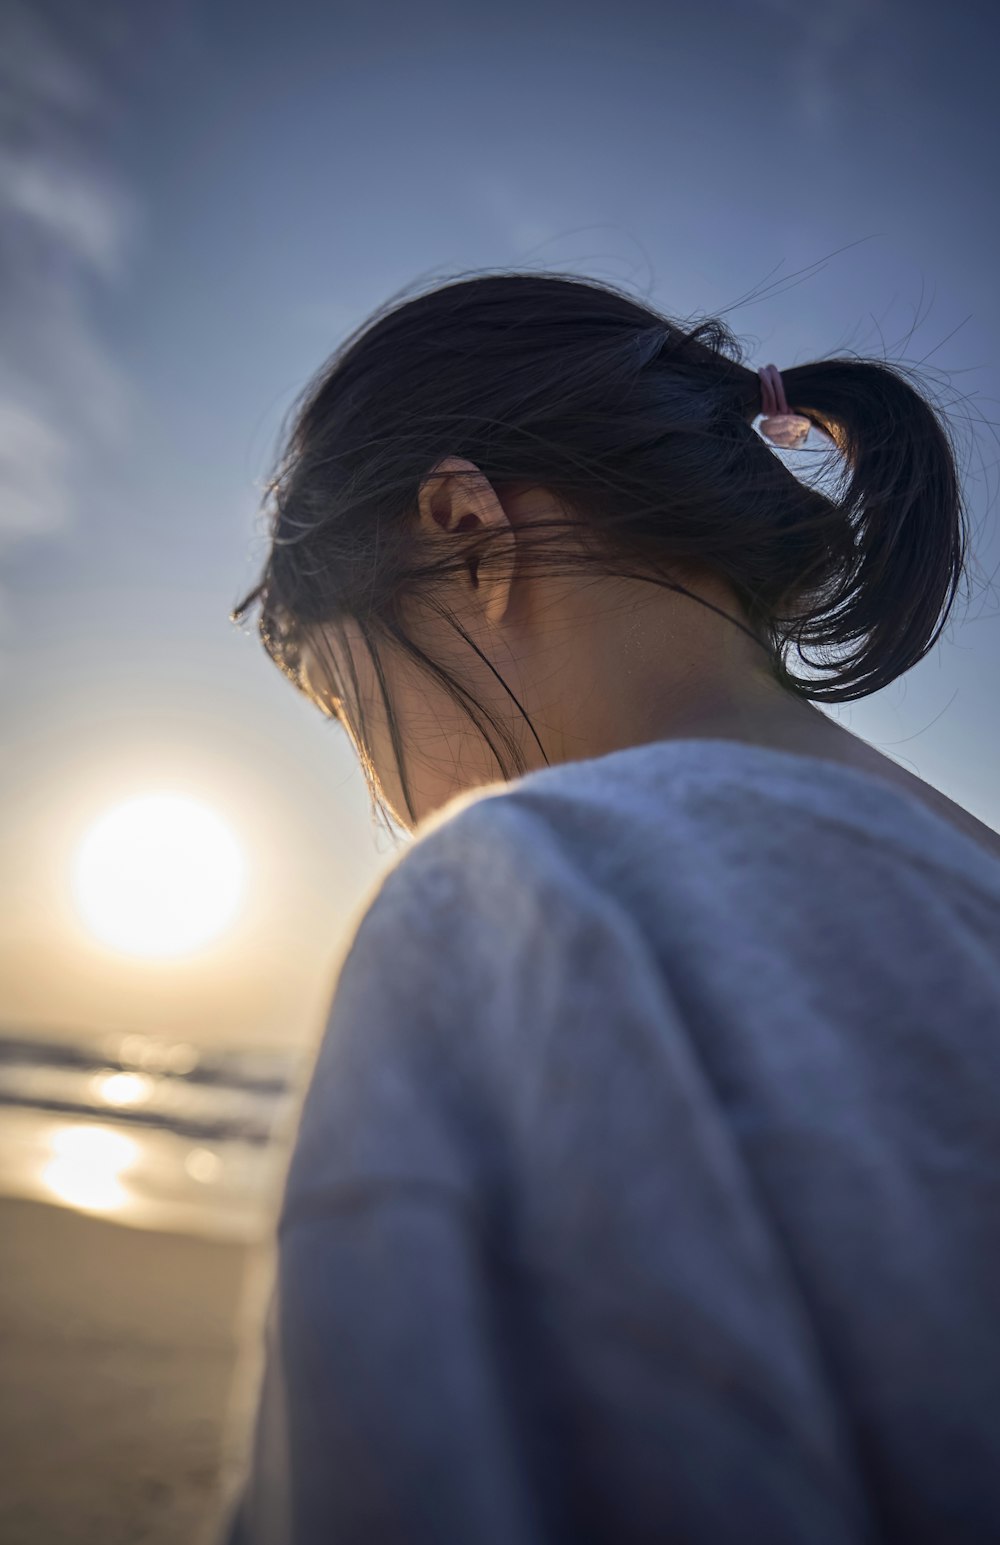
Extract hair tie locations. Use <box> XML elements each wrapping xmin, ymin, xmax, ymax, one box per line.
<box><xmin>757</xmin><ymin>363</ymin><xmax>812</xmax><ymax>449</ymax></box>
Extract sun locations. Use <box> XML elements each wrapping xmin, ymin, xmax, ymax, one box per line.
<box><xmin>72</xmin><ymin>792</ymin><xmax>247</xmax><ymax>958</ymax></box>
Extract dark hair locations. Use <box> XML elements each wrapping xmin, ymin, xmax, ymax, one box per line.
<box><xmin>231</xmin><ymin>268</ymin><xmax>972</xmax><ymax>834</ymax></box>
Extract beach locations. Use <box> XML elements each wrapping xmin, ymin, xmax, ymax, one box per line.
<box><xmin>0</xmin><ymin>1193</ymin><xmax>275</xmax><ymax>1545</ymax></box>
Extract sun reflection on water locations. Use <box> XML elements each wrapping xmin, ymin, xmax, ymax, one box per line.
<box><xmin>90</xmin><ymin>1070</ymin><xmax>155</xmax><ymax>1107</ymax></box>
<box><xmin>0</xmin><ymin>1031</ymin><xmax>301</xmax><ymax>1238</ymax></box>
<box><xmin>185</xmin><ymin>1147</ymin><xmax>221</xmax><ymax>1183</ymax></box>
<box><xmin>41</xmin><ymin>1125</ymin><xmax>138</xmax><ymax>1215</ymax></box>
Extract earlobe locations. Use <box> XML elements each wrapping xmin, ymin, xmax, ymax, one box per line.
<box><xmin>478</xmin><ymin>546</ymin><xmax>516</xmax><ymax>629</ymax></box>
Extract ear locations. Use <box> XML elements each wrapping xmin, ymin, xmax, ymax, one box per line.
<box><xmin>416</xmin><ymin>455</ymin><xmax>517</xmax><ymax>629</ymax></box>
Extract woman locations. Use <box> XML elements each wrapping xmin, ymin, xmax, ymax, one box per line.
<box><xmin>220</xmin><ymin>271</ymin><xmax>1000</xmax><ymax>1544</ymax></box>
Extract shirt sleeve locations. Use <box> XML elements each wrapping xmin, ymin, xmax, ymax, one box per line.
<box><xmin>217</xmin><ymin>820</ymin><xmax>549</xmax><ymax>1545</ymax></box>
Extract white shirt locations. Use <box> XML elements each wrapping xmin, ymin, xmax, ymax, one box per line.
<box><xmin>223</xmin><ymin>736</ymin><xmax>1000</xmax><ymax>1545</ymax></box>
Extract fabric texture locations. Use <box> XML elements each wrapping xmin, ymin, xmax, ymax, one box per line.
<box><xmin>220</xmin><ymin>736</ymin><xmax>1000</xmax><ymax>1545</ymax></box>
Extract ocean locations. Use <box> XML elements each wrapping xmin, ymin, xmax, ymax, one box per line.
<box><xmin>0</xmin><ymin>1026</ymin><xmax>306</xmax><ymax>1240</ymax></box>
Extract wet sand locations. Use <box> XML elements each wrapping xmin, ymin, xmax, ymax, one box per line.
<box><xmin>0</xmin><ymin>1194</ymin><xmax>276</xmax><ymax>1545</ymax></box>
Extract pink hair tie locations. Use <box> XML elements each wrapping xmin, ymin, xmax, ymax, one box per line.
<box><xmin>757</xmin><ymin>363</ymin><xmax>812</xmax><ymax>449</ymax></box>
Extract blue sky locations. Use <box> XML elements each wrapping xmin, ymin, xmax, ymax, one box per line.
<box><xmin>1</xmin><ymin>0</ymin><xmax>997</xmax><ymax>1046</ymax></box>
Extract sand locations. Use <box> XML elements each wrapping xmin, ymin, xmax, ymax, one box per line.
<box><xmin>0</xmin><ymin>1194</ymin><xmax>277</xmax><ymax>1545</ymax></box>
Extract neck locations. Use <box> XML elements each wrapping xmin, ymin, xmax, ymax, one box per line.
<box><xmin>533</xmin><ymin>568</ymin><xmax>873</xmax><ymax>774</ymax></box>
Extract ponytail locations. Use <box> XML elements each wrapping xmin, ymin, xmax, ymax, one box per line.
<box><xmin>755</xmin><ymin>354</ymin><xmax>970</xmax><ymax>702</ymax></box>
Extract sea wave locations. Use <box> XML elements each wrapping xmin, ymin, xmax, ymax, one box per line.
<box><xmin>0</xmin><ymin>1027</ymin><xmax>307</xmax><ymax>1240</ymax></box>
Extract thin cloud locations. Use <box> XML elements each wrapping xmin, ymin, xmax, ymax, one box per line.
<box><xmin>0</xmin><ymin>0</ymin><xmax>138</xmax><ymax>567</ymax></box>
<box><xmin>0</xmin><ymin>402</ymin><xmax>72</xmax><ymax>539</ymax></box>
<box><xmin>0</xmin><ymin>144</ymin><xmax>134</xmax><ymax>281</ymax></box>
<box><xmin>754</xmin><ymin>0</ymin><xmax>892</xmax><ymax>136</ymax></box>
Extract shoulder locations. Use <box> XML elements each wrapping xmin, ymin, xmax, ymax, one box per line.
<box><xmin>280</xmin><ymin>788</ymin><xmax>608</xmax><ymax>1225</ymax></box>
<box><xmin>326</xmin><ymin>779</ymin><xmax>637</xmax><ymax>1065</ymax></box>
<box><xmin>356</xmin><ymin>784</ymin><xmax>583</xmax><ymax>947</ymax></box>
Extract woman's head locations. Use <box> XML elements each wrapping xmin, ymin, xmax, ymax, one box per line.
<box><xmin>232</xmin><ymin>269</ymin><xmax>971</xmax><ymax>835</ymax></box>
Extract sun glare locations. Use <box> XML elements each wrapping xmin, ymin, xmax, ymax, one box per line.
<box><xmin>72</xmin><ymin>793</ymin><xmax>247</xmax><ymax>958</ymax></box>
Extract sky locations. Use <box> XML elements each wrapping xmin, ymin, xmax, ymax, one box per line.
<box><xmin>1</xmin><ymin>0</ymin><xmax>997</xmax><ymax>1051</ymax></box>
